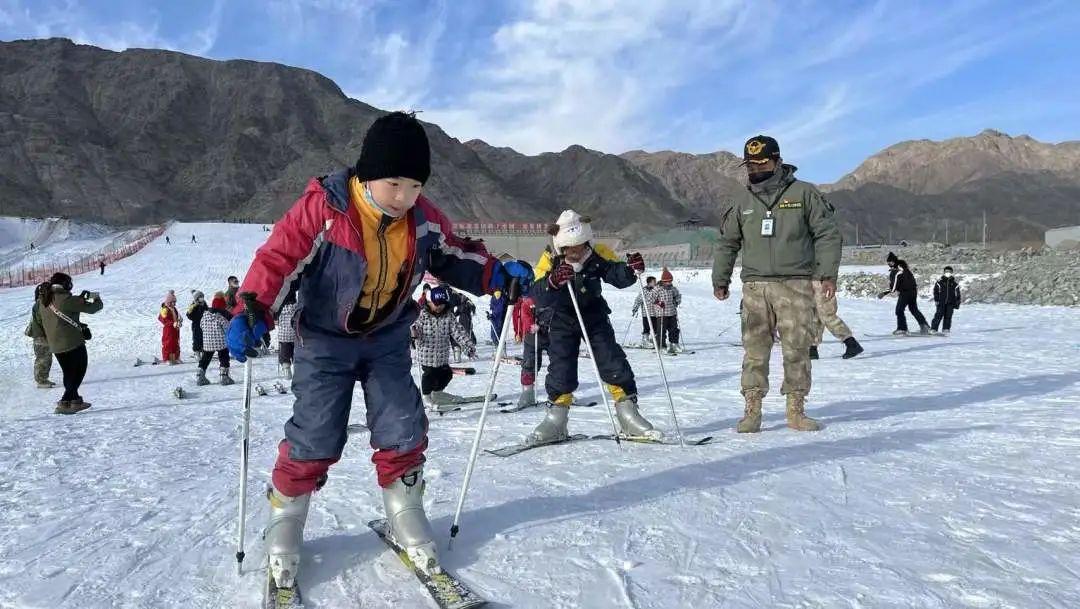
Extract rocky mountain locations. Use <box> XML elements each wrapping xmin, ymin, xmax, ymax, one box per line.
<box><xmin>1</xmin><ymin>38</ymin><xmax>1077</xmax><ymax>244</ymax></box>
<box><xmin>828</xmin><ymin>129</ymin><xmax>1080</xmax><ymax>194</ymax></box>
<box><xmin>623</xmin><ymin>131</ymin><xmax>1080</xmax><ymax>244</ymax></box>
<box><xmin>619</xmin><ymin>150</ymin><xmax>745</xmax><ymax>224</ymax></box>
<box><xmin>0</xmin><ymin>38</ymin><xmax>690</xmax><ymax>229</ymax></box>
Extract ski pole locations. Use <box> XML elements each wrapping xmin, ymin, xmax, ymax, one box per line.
<box><xmin>564</xmin><ymin>268</ymin><xmax>622</xmax><ymax>443</ymax></box>
<box><xmin>450</xmin><ymin>280</ymin><xmax>520</xmax><ymax>549</ymax></box>
<box><xmin>621</xmin><ymin>316</ymin><xmax>634</xmax><ymax>345</ymax></box>
<box><xmin>638</xmin><ymin>276</ymin><xmax>685</xmax><ymax>447</ymax></box>
<box><xmin>235</xmin><ymin>292</ymin><xmax>260</xmax><ymax>575</ymax></box>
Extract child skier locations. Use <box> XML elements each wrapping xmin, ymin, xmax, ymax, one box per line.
<box><xmin>653</xmin><ymin>267</ymin><xmax>683</xmax><ymax>353</ymax></box>
<box><xmin>513</xmin><ymin>247</ymin><xmax>557</xmax><ymax>409</ymax></box>
<box><xmin>223</xmin><ymin>112</ymin><xmax>533</xmax><ymax>593</ymax></box>
<box><xmin>196</xmin><ymin>293</ymin><xmax>234</xmax><ymax>385</ymax></box>
<box><xmin>932</xmin><ymin>266</ymin><xmax>962</xmax><ymax>334</ymax></box>
<box><xmin>630</xmin><ymin>275</ymin><xmax>657</xmax><ymax>348</ymax></box>
<box><xmin>880</xmin><ymin>252</ymin><xmax>930</xmax><ymax>335</ymax></box>
<box><xmin>411</xmin><ymin>285</ymin><xmax>477</xmax><ymax>409</ymax></box>
<box><xmin>276</xmin><ymin>293</ymin><xmax>297</xmax><ymax>380</ymax></box>
<box><xmin>526</xmin><ymin>210</ymin><xmax>660</xmax><ymax>445</ymax></box>
<box><xmin>186</xmin><ymin>290</ymin><xmax>207</xmax><ymax>360</ymax></box>
<box><xmin>158</xmin><ymin>290</ymin><xmax>182</xmax><ymax>364</ymax></box>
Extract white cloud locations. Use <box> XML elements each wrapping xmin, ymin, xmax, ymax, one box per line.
<box><xmin>423</xmin><ymin>0</ymin><xmax>746</xmax><ymax>154</ymax></box>
<box><xmin>1</xmin><ymin>0</ymin><xmax>223</xmax><ymax>56</ymax></box>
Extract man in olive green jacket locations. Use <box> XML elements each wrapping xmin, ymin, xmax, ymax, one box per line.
<box><xmin>712</xmin><ymin>135</ymin><xmax>841</xmax><ymax>433</ymax></box>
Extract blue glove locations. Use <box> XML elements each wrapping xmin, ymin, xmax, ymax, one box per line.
<box><xmin>227</xmin><ymin>315</ymin><xmax>269</xmax><ymax>362</ymax></box>
<box><xmin>489</xmin><ymin>260</ymin><xmax>534</xmax><ymax>295</ymax></box>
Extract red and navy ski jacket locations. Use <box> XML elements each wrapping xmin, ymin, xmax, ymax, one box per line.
<box><xmin>236</xmin><ymin>169</ymin><xmax>499</xmax><ymax>336</ymax></box>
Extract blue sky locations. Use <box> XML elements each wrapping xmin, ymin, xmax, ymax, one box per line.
<box><xmin>2</xmin><ymin>0</ymin><xmax>1079</xmax><ymax>182</ymax></box>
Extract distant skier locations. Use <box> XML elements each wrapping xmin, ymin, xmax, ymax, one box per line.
<box><xmin>453</xmin><ymin>288</ymin><xmax>477</xmax><ymax>345</ymax></box>
<box><xmin>186</xmin><ymin>290</ymin><xmax>207</xmax><ymax>359</ymax></box>
<box><xmin>879</xmin><ymin>252</ymin><xmax>929</xmax><ymax>335</ymax></box>
<box><xmin>630</xmin><ymin>275</ymin><xmax>657</xmax><ymax>348</ymax></box>
<box><xmin>653</xmin><ymin>267</ymin><xmax>683</xmax><ymax>353</ymax></box>
<box><xmin>158</xmin><ymin>290</ymin><xmax>182</xmax><ymax>364</ymax></box>
<box><xmin>196</xmin><ymin>293</ymin><xmax>234</xmax><ymax>385</ymax></box>
<box><xmin>165</xmin><ymin>236</ymin><xmax>171</xmax><ymax>245</ymax></box>
<box><xmin>99</xmin><ymin>260</ymin><xmax>105</xmax><ymax>275</ymax></box>
<box><xmin>225</xmin><ymin>275</ymin><xmax>240</xmax><ymax>308</ymax></box>
<box><xmin>526</xmin><ymin>210</ymin><xmax>660</xmax><ymax>445</ymax></box>
<box><xmin>411</xmin><ymin>286</ymin><xmax>476</xmax><ymax>409</ymax></box>
<box><xmin>931</xmin><ymin>266</ymin><xmax>962</xmax><ymax>335</ymax></box>
<box><xmin>223</xmin><ymin>112</ymin><xmax>533</xmax><ymax>591</ymax></box>
<box><xmin>276</xmin><ymin>293</ymin><xmax>297</xmax><ymax>380</ymax></box>
<box><xmin>514</xmin><ymin>247</ymin><xmax>555</xmax><ymax>409</ymax></box>
<box><xmin>488</xmin><ymin>289</ymin><xmax>508</xmax><ymax>344</ymax></box>
<box><xmin>191</xmin><ymin>234</ymin><xmax>197</xmax><ymax>244</ymax></box>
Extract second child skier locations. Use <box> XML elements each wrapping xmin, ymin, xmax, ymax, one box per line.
<box><xmin>411</xmin><ymin>285</ymin><xmax>477</xmax><ymax>409</ymax></box>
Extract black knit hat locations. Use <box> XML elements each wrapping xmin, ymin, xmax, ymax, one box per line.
<box><xmin>886</xmin><ymin>251</ymin><xmax>898</xmax><ymax>264</ymax></box>
<box><xmin>354</xmin><ymin>112</ymin><xmax>431</xmax><ymax>184</ymax></box>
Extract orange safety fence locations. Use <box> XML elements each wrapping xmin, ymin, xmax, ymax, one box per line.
<box><xmin>0</xmin><ymin>225</ymin><xmax>168</xmax><ymax>289</ymax></box>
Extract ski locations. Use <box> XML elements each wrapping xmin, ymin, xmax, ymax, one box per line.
<box><xmin>451</xmin><ymin>367</ymin><xmax>476</xmax><ymax>376</ymax></box>
<box><xmin>432</xmin><ymin>394</ymin><xmax>497</xmax><ymax>415</ymax></box>
<box><xmin>664</xmin><ymin>350</ymin><xmax>696</xmax><ymax>356</ymax></box>
<box><xmin>134</xmin><ymin>357</ymin><xmax>164</xmax><ymax>367</ymax></box>
<box><xmin>367</xmin><ymin>519</ymin><xmax>487</xmax><ymax>609</ymax></box>
<box><xmin>262</xmin><ymin>571</ymin><xmax>303</xmax><ymax>609</ymax></box>
<box><xmin>498</xmin><ymin>400</ymin><xmax>598</xmax><ymax>414</ymax></box>
<box><xmin>590</xmin><ymin>433</ymin><xmax>715</xmax><ymax>446</ymax></box>
<box><xmin>484</xmin><ymin>433</ymin><xmax>594</xmax><ymax>458</ymax></box>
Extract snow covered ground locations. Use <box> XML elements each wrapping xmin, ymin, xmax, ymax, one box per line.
<box><xmin>0</xmin><ymin>217</ymin><xmax>158</xmax><ymax>273</ymax></box>
<box><xmin>1</xmin><ymin>222</ymin><xmax>1078</xmax><ymax>609</ymax></box>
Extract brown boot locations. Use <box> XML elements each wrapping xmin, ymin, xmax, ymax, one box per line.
<box><xmin>786</xmin><ymin>394</ymin><xmax>820</xmax><ymax>431</ymax></box>
<box><xmin>736</xmin><ymin>393</ymin><xmax>763</xmax><ymax>433</ymax></box>
<box><xmin>54</xmin><ymin>401</ymin><xmax>73</xmax><ymax>414</ymax></box>
<box><xmin>68</xmin><ymin>399</ymin><xmax>92</xmax><ymax>413</ymax></box>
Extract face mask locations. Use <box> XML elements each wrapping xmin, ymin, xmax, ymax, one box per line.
<box><xmin>944</xmin><ymin>272</ymin><xmax>953</xmax><ymax>278</ymax></box>
<box><xmin>363</xmin><ymin>184</ymin><xmax>401</xmax><ymax>218</ymax></box>
<box><xmin>748</xmin><ymin>170</ymin><xmax>775</xmax><ymax>184</ymax></box>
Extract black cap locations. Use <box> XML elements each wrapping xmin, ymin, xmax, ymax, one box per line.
<box><xmin>741</xmin><ymin>135</ymin><xmax>780</xmax><ymax>166</ymax></box>
<box><xmin>355</xmin><ymin>112</ymin><xmax>431</xmax><ymax>185</ymax></box>
<box><xmin>944</xmin><ymin>266</ymin><xmax>954</xmax><ymax>272</ymax></box>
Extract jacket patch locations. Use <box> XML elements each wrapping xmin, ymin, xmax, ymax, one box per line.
<box><xmin>778</xmin><ymin>200</ymin><xmax>803</xmax><ymax>209</ymax></box>
<box><xmin>742</xmin><ymin>209</ymin><xmax>754</xmax><ymax>215</ymax></box>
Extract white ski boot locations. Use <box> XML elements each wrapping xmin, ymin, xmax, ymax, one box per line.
<box><xmin>639</xmin><ymin>334</ymin><xmax>652</xmax><ymax>349</ymax></box>
<box><xmin>526</xmin><ymin>401</ymin><xmax>570</xmax><ymax>445</ymax></box>
<box><xmin>517</xmin><ymin>385</ymin><xmax>535</xmax><ymax>409</ymax></box>
<box><xmin>383</xmin><ymin>466</ymin><xmax>440</xmax><ymax>576</ymax></box>
<box><xmin>264</xmin><ymin>486</ymin><xmax>311</xmax><ymax>589</ymax></box>
<box><xmin>279</xmin><ymin>362</ymin><xmax>293</xmax><ymax>381</ymax></box>
<box><xmin>615</xmin><ymin>396</ymin><xmax>663</xmax><ymax>440</ymax></box>
<box><xmin>195</xmin><ymin>368</ymin><xmax>211</xmax><ymax>386</ymax></box>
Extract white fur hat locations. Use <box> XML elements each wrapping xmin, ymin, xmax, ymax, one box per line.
<box><xmin>548</xmin><ymin>210</ymin><xmax>593</xmax><ymax>250</ymax></box>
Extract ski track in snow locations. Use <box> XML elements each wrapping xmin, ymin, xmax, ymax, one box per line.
<box><xmin>1</xmin><ymin>223</ymin><xmax>1078</xmax><ymax>608</ymax></box>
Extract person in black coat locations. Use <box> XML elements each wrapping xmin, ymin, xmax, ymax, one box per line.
<box><xmin>879</xmin><ymin>253</ymin><xmax>929</xmax><ymax>335</ymax></box>
<box><xmin>186</xmin><ymin>290</ymin><xmax>208</xmax><ymax>357</ymax></box>
<box><xmin>931</xmin><ymin>266</ymin><xmax>962</xmax><ymax>334</ymax></box>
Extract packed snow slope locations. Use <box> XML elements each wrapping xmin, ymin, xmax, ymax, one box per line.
<box><xmin>0</xmin><ymin>217</ymin><xmax>158</xmax><ymax>272</ymax></box>
<box><xmin>1</xmin><ymin>222</ymin><xmax>1078</xmax><ymax>609</ymax></box>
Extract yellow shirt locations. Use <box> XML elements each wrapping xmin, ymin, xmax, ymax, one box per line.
<box><xmin>348</xmin><ymin>176</ymin><xmax>410</xmax><ymax>324</ymax></box>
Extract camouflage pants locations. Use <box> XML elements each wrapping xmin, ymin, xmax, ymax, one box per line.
<box><xmin>33</xmin><ymin>339</ymin><xmax>52</xmax><ymax>383</ymax></box>
<box><xmin>740</xmin><ymin>280</ymin><xmax>814</xmax><ymax>396</ymax></box>
<box><xmin>811</xmin><ymin>279</ymin><xmax>853</xmax><ymax>345</ymax></box>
